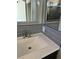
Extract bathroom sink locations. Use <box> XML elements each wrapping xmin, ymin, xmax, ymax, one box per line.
<box><xmin>17</xmin><ymin>33</ymin><xmax>59</xmax><ymax>59</ymax></box>
<box><xmin>17</xmin><ymin>37</ymin><xmax>48</xmax><ymax>58</ymax></box>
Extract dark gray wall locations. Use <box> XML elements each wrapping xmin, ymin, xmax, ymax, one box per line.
<box><xmin>17</xmin><ymin>22</ymin><xmax>61</xmax><ymax>46</ymax></box>
<box><xmin>46</xmin><ymin>21</ymin><xmax>59</xmax><ymax>31</ymax></box>
<box><xmin>44</xmin><ymin>26</ymin><xmax>61</xmax><ymax>46</ymax></box>
<box><xmin>17</xmin><ymin>23</ymin><xmax>59</xmax><ymax>37</ymax></box>
<box><xmin>17</xmin><ymin>23</ymin><xmax>42</xmax><ymax>37</ymax></box>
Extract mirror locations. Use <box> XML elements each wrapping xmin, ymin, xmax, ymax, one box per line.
<box><xmin>17</xmin><ymin>0</ymin><xmax>44</xmax><ymax>24</ymax></box>
<box><xmin>17</xmin><ymin>0</ymin><xmax>26</xmax><ymax>22</ymax></box>
<box><xmin>45</xmin><ymin>0</ymin><xmax>61</xmax><ymax>31</ymax></box>
<box><xmin>17</xmin><ymin>0</ymin><xmax>32</xmax><ymax>22</ymax></box>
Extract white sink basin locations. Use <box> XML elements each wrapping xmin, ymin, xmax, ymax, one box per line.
<box><xmin>17</xmin><ymin>37</ymin><xmax>48</xmax><ymax>58</ymax></box>
<box><xmin>17</xmin><ymin>33</ymin><xmax>59</xmax><ymax>59</ymax></box>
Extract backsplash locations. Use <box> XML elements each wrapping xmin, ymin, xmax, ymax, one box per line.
<box><xmin>17</xmin><ymin>23</ymin><xmax>42</xmax><ymax>37</ymax></box>
<box><xmin>44</xmin><ymin>26</ymin><xmax>61</xmax><ymax>46</ymax></box>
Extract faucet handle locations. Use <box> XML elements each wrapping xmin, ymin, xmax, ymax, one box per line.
<box><xmin>22</xmin><ymin>31</ymin><xmax>31</xmax><ymax>38</ymax></box>
<box><xmin>22</xmin><ymin>31</ymin><xmax>27</xmax><ymax>38</ymax></box>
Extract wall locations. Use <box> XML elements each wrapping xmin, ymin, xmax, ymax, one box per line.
<box><xmin>46</xmin><ymin>21</ymin><xmax>59</xmax><ymax>31</ymax></box>
<box><xmin>17</xmin><ymin>23</ymin><xmax>42</xmax><ymax>37</ymax></box>
<box><xmin>44</xmin><ymin>26</ymin><xmax>61</xmax><ymax>46</ymax></box>
<box><xmin>17</xmin><ymin>22</ymin><xmax>59</xmax><ymax>37</ymax></box>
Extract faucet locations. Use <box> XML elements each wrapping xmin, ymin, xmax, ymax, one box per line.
<box><xmin>23</xmin><ymin>31</ymin><xmax>31</xmax><ymax>38</ymax></box>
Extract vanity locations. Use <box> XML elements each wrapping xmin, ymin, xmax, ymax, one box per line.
<box><xmin>17</xmin><ymin>0</ymin><xmax>61</xmax><ymax>59</ymax></box>
<box><xmin>17</xmin><ymin>33</ymin><xmax>60</xmax><ymax>59</ymax></box>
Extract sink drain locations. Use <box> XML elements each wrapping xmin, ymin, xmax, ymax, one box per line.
<box><xmin>28</xmin><ymin>47</ymin><xmax>32</xmax><ymax>49</ymax></box>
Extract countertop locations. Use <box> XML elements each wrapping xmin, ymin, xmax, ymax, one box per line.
<box><xmin>17</xmin><ymin>33</ymin><xmax>60</xmax><ymax>59</ymax></box>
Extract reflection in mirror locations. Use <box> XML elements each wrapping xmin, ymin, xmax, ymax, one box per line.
<box><xmin>17</xmin><ymin>0</ymin><xmax>31</xmax><ymax>22</ymax></box>
<box><xmin>17</xmin><ymin>0</ymin><xmax>44</xmax><ymax>24</ymax></box>
<box><xmin>25</xmin><ymin>0</ymin><xmax>31</xmax><ymax>22</ymax></box>
<box><xmin>45</xmin><ymin>0</ymin><xmax>61</xmax><ymax>31</ymax></box>
<box><xmin>17</xmin><ymin>0</ymin><xmax>26</xmax><ymax>22</ymax></box>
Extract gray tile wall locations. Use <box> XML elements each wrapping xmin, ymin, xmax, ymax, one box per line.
<box><xmin>17</xmin><ymin>24</ymin><xmax>42</xmax><ymax>37</ymax></box>
<box><xmin>44</xmin><ymin>26</ymin><xmax>61</xmax><ymax>46</ymax></box>
<box><xmin>17</xmin><ymin>22</ymin><xmax>61</xmax><ymax>46</ymax></box>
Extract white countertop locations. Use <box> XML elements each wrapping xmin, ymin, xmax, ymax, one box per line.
<box><xmin>17</xmin><ymin>33</ymin><xmax>60</xmax><ymax>59</ymax></box>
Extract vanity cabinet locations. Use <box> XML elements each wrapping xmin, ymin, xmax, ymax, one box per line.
<box><xmin>42</xmin><ymin>50</ymin><xmax>58</xmax><ymax>59</ymax></box>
